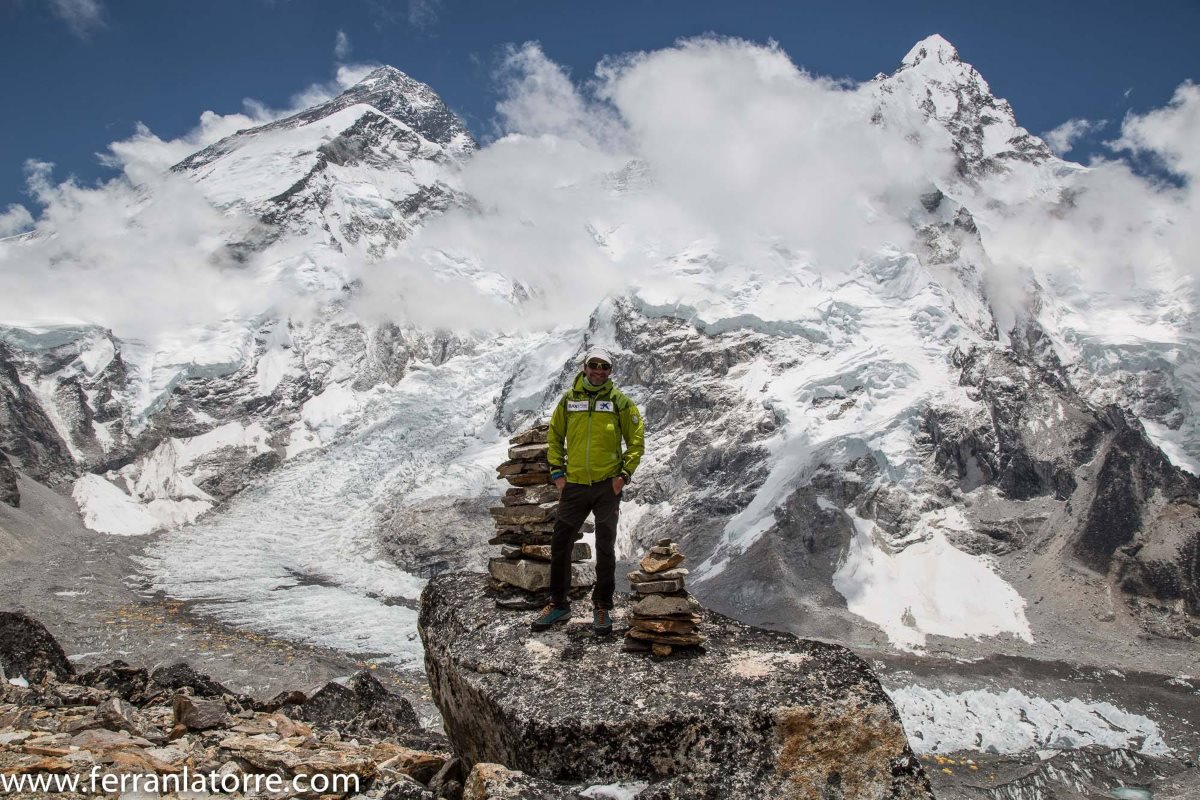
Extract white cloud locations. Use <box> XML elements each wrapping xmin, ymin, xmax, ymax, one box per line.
<box><xmin>981</xmin><ymin>81</ymin><xmax>1200</xmax><ymax>300</ymax></box>
<box><xmin>357</xmin><ymin>38</ymin><xmax>955</xmax><ymax>330</ymax></box>
<box><xmin>334</xmin><ymin>29</ymin><xmax>351</xmax><ymax>61</ymax></box>
<box><xmin>47</xmin><ymin>0</ymin><xmax>104</xmax><ymax>38</ymax></box>
<box><xmin>1041</xmin><ymin>118</ymin><xmax>1106</xmax><ymax>156</ymax></box>
<box><xmin>0</xmin><ymin>68</ymin><xmax>376</xmax><ymax>340</ymax></box>
<box><xmin>0</xmin><ymin>204</ymin><xmax>34</xmax><ymax>237</ymax></box>
<box><xmin>4</xmin><ymin>37</ymin><xmax>1196</xmax><ymax>348</ymax></box>
<box><xmin>0</xmin><ymin>159</ymin><xmax>275</xmax><ymax>340</ymax></box>
<box><xmin>1112</xmin><ymin>81</ymin><xmax>1200</xmax><ymax>180</ymax></box>
<box><xmin>408</xmin><ymin>0</ymin><xmax>441</xmax><ymax>29</ymax></box>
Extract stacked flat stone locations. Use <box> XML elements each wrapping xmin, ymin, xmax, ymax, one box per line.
<box><xmin>487</xmin><ymin>423</ymin><xmax>595</xmax><ymax>598</ymax></box>
<box><xmin>624</xmin><ymin>538</ymin><xmax>705</xmax><ymax>657</ymax></box>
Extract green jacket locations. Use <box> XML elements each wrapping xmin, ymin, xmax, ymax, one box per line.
<box><xmin>548</xmin><ymin>373</ymin><xmax>644</xmax><ymax>485</ymax></box>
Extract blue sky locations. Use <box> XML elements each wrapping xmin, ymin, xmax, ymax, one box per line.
<box><xmin>1</xmin><ymin>0</ymin><xmax>1197</xmax><ymax>216</ymax></box>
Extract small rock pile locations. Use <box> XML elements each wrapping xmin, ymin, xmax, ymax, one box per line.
<box><xmin>487</xmin><ymin>423</ymin><xmax>595</xmax><ymax>603</ymax></box>
<box><xmin>624</xmin><ymin>538</ymin><xmax>705</xmax><ymax>657</ymax></box>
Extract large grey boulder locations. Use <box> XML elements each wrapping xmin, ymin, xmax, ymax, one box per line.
<box><xmin>419</xmin><ymin>573</ymin><xmax>933</xmax><ymax>799</ymax></box>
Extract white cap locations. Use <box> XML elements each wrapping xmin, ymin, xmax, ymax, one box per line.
<box><xmin>582</xmin><ymin>345</ymin><xmax>615</xmax><ymax>365</ymax></box>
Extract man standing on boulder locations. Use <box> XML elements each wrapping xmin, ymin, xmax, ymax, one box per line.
<box><xmin>532</xmin><ymin>346</ymin><xmax>644</xmax><ymax>636</ymax></box>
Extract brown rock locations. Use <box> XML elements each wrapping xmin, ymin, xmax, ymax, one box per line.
<box><xmin>1</xmin><ymin>757</ymin><xmax>73</xmax><ymax>775</ymax></box>
<box><xmin>640</xmin><ymin>552</ymin><xmax>685</xmax><ymax>573</ymax></box>
<box><xmin>501</xmin><ymin>484</ymin><xmax>560</xmax><ymax>506</ymax></box>
<box><xmin>496</xmin><ymin>460</ymin><xmax>550</xmax><ymax>477</ymax></box>
<box><xmin>108</xmin><ymin>747</ymin><xmax>180</xmax><ymax>774</ymax></box>
<box><xmin>487</xmin><ymin>558</ymin><xmax>595</xmax><ymax>593</ymax></box>
<box><xmin>95</xmin><ymin>697</ymin><xmax>164</xmax><ymax>743</ymax></box>
<box><xmin>489</xmin><ymin>531</ymin><xmax>554</xmax><ymax>546</ymax></box>
<box><xmin>632</xmin><ymin>578</ymin><xmax>685</xmax><ymax>594</ymax></box>
<box><xmin>519</xmin><ymin>543</ymin><xmax>592</xmax><ymax>562</ymax></box>
<box><xmin>626</xmin><ymin>628</ymin><xmax>705</xmax><ymax>647</ymax></box>
<box><xmin>652</xmin><ymin>644</ymin><xmax>673</xmax><ymax>658</ymax></box>
<box><xmin>257</xmin><ymin>689</ymin><xmax>306</xmax><ymax>713</ymax></box>
<box><xmin>375</xmin><ymin>746</ymin><xmax>446</xmax><ymax>782</ymax></box>
<box><xmin>217</xmin><ymin>734</ymin><xmax>303</xmax><ymax>771</ymax></box>
<box><xmin>504</xmin><ymin>472</ymin><xmax>551</xmax><ymax>487</ymax></box>
<box><xmin>489</xmin><ymin>504</ymin><xmax>556</xmax><ymax>526</ymax></box>
<box><xmin>70</xmin><ymin>728</ymin><xmax>154</xmax><ymax>752</ymax></box>
<box><xmin>629</xmin><ymin>618</ymin><xmax>699</xmax><ymax>635</ymax></box>
<box><xmin>462</xmin><ymin>762</ymin><xmax>572</xmax><ymax>799</ymax></box>
<box><xmin>508</xmin><ymin>426</ymin><xmax>549</xmax><ymax>446</ymax></box>
<box><xmin>270</xmin><ymin>713</ymin><xmax>313</xmax><ymax>739</ymax></box>
<box><xmin>172</xmin><ymin>695</ymin><xmax>231</xmax><ymax>731</ymax></box>
<box><xmin>632</xmin><ymin>594</ymin><xmax>696</xmax><ymax>617</ymax></box>
<box><xmin>19</xmin><ymin>743</ymin><xmax>73</xmax><ymax>757</ymax></box>
<box><xmin>621</xmin><ymin>636</ymin><xmax>651</xmax><ymax>653</ymax></box>
<box><xmin>628</xmin><ymin>567</ymin><xmax>688</xmax><ymax>583</ymax></box>
<box><xmin>508</xmin><ymin>443</ymin><xmax>550</xmax><ymax>461</ymax></box>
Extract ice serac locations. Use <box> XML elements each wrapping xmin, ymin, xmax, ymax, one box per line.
<box><xmin>419</xmin><ymin>572</ymin><xmax>934</xmax><ymax>800</ymax></box>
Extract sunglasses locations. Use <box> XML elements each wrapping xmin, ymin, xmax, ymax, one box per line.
<box><xmin>586</xmin><ymin>360</ymin><xmax>612</xmax><ymax>370</ymax></box>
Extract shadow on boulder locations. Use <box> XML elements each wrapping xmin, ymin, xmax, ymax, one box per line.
<box><xmin>0</xmin><ymin>611</ymin><xmax>74</xmax><ymax>682</ymax></box>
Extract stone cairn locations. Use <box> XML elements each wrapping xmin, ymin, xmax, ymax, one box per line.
<box><xmin>487</xmin><ymin>423</ymin><xmax>595</xmax><ymax>608</ymax></box>
<box><xmin>624</xmin><ymin>538</ymin><xmax>706</xmax><ymax>657</ymax></box>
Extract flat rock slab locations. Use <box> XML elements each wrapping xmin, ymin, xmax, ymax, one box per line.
<box><xmin>489</xmin><ymin>503</ymin><xmax>556</xmax><ymax>525</ymax></box>
<box><xmin>419</xmin><ymin>573</ymin><xmax>932</xmax><ymax>799</ymax></box>
<box><xmin>487</xmin><ymin>558</ymin><xmax>596</xmax><ymax>593</ymax></box>
<box><xmin>501</xmin><ymin>484</ymin><xmax>560</xmax><ymax>506</ymax></box>
<box><xmin>508</xmin><ymin>443</ymin><xmax>550</xmax><ymax>461</ymax></box>
<box><xmin>509</xmin><ymin>426</ymin><xmax>549</xmax><ymax>446</ymax></box>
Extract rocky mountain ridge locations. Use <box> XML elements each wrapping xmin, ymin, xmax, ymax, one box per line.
<box><xmin>1</xmin><ymin>38</ymin><xmax>1198</xmax><ymax>797</ymax></box>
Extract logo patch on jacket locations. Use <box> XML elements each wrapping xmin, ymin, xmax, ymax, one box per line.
<box><xmin>566</xmin><ymin>400</ymin><xmax>590</xmax><ymax>412</ymax></box>
<box><xmin>595</xmin><ymin>400</ymin><xmax>615</xmax><ymax>412</ymax></box>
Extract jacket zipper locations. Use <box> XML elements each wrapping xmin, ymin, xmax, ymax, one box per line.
<box><xmin>584</xmin><ymin>396</ymin><xmax>593</xmax><ymax>483</ymax></box>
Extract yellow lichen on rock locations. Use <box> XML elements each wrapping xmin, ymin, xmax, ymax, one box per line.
<box><xmin>775</xmin><ymin>702</ymin><xmax>914</xmax><ymax>799</ymax></box>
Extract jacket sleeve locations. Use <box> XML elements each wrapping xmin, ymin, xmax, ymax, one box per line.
<box><xmin>619</xmin><ymin>399</ymin><xmax>645</xmax><ymax>478</ymax></box>
<box><xmin>547</xmin><ymin>397</ymin><xmax>567</xmax><ymax>480</ymax></box>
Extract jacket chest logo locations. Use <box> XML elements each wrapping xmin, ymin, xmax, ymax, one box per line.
<box><xmin>566</xmin><ymin>400</ymin><xmax>590</xmax><ymax>412</ymax></box>
<box><xmin>595</xmin><ymin>400</ymin><xmax>615</xmax><ymax>413</ymax></box>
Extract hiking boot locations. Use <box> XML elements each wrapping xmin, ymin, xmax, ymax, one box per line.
<box><xmin>592</xmin><ymin>608</ymin><xmax>613</xmax><ymax>635</ymax></box>
<box><xmin>531</xmin><ymin>604</ymin><xmax>570</xmax><ymax>632</ymax></box>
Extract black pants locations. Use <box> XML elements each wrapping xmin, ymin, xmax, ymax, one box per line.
<box><xmin>549</xmin><ymin>479</ymin><xmax>621</xmax><ymax>609</ymax></box>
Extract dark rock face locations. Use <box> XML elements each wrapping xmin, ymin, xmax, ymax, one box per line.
<box><xmin>0</xmin><ymin>612</ymin><xmax>75</xmax><ymax>681</ymax></box>
<box><xmin>76</xmin><ymin>659</ymin><xmax>150</xmax><ymax>704</ymax></box>
<box><xmin>0</xmin><ymin>450</ymin><xmax>17</xmax><ymax>507</ymax></box>
<box><xmin>147</xmin><ymin>661</ymin><xmax>232</xmax><ymax>700</ymax></box>
<box><xmin>292</xmin><ymin>670</ymin><xmax>420</xmax><ymax>740</ymax></box>
<box><xmin>419</xmin><ymin>572</ymin><xmax>933</xmax><ymax>799</ymax></box>
<box><xmin>924</xmin><ymin>347</ymin><xmax>1200</xmax><ymax>621</ymax></box>
<box><xmin>0</xmin><ymin>343</ymin><xmax>77</xmax><ymax>484</ymax></box>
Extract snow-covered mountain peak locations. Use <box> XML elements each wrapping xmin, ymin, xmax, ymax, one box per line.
<box><xmin>874</xmin><ymin>35</ymin><xmax>1055</xmax><ymax>180</ymax></box>
<box><xmin>336</xmin><ymin>65</ymin><xmax>476</xmax><ymax>154</ymax></box>
<box><xmin>900</xmin><ymin>34</ymin><xmax>962</xmax><ymax>71</ymax></box>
